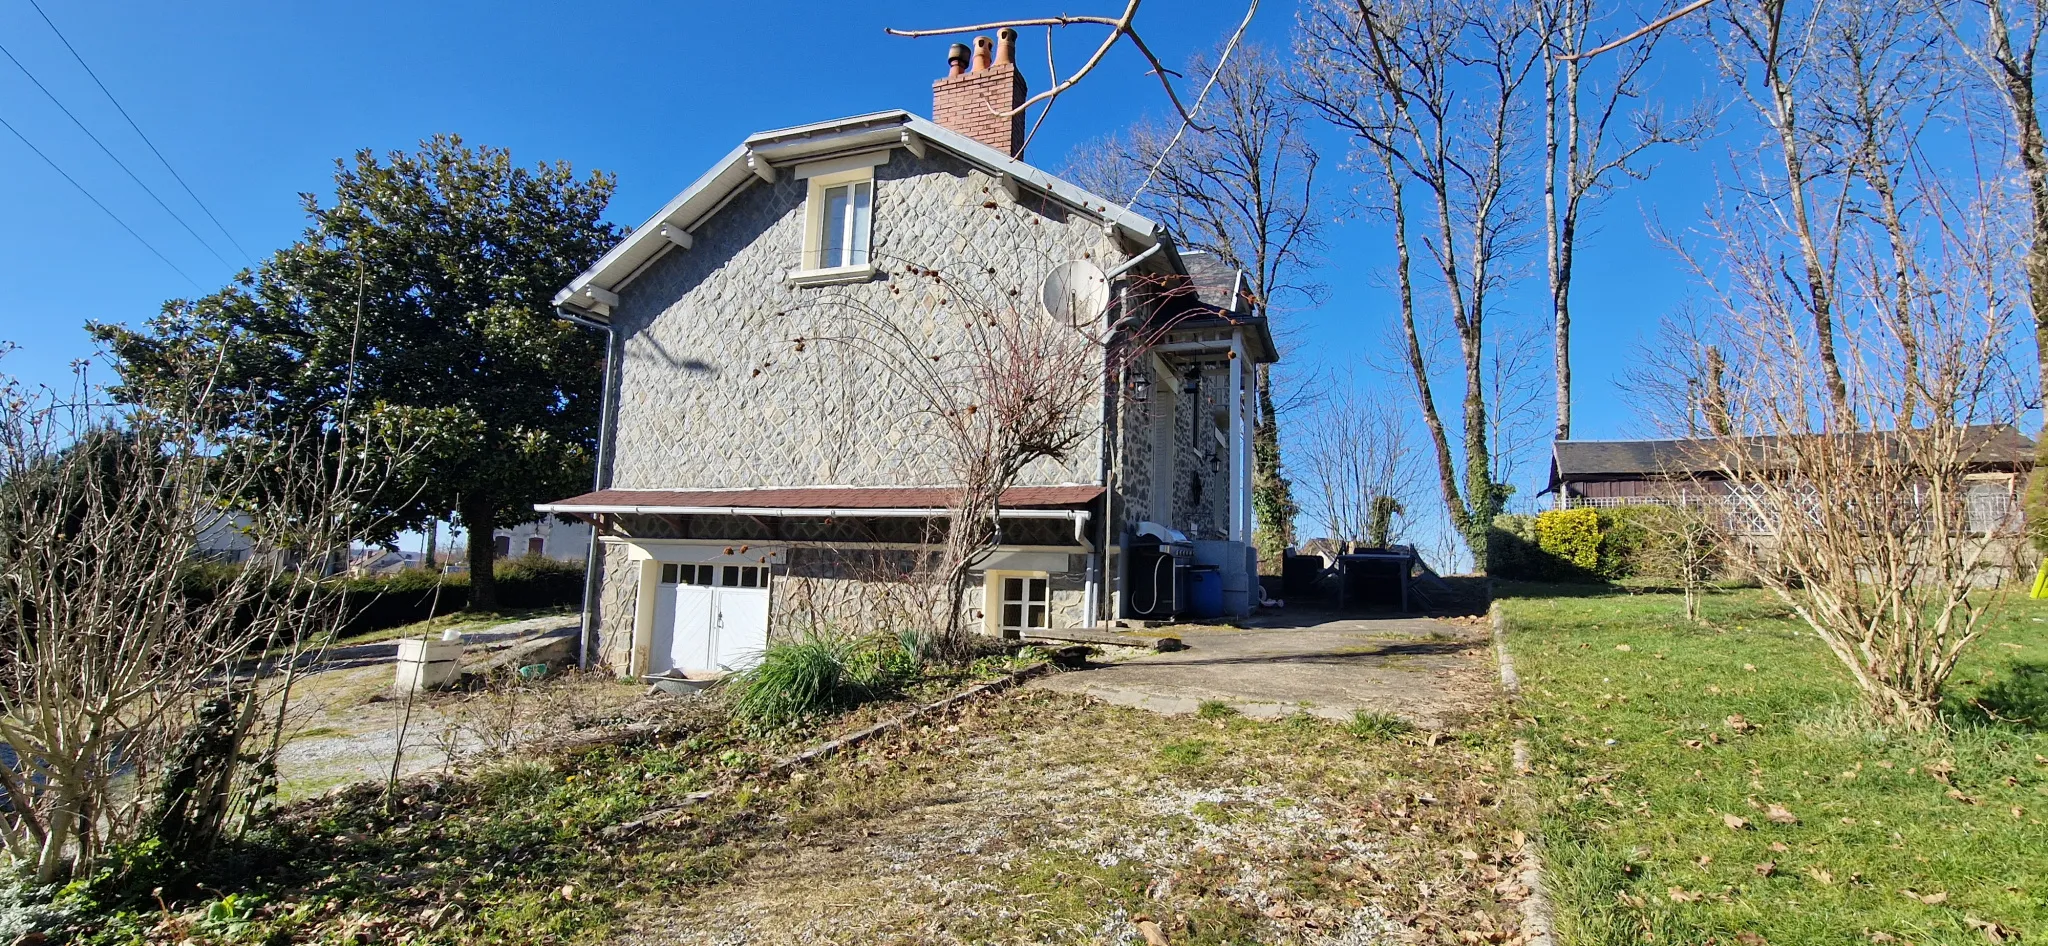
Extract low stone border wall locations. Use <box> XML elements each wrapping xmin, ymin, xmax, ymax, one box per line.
<box><xmin>773</xmin><ymin>661</ymin><xmax>1053</xmax><ymax>772</ymax></box>
<box><xmin>466</xmin><ymin>625</ymin><xmax>579</xmax><ymax>677</ymax></box>
<box><xmin>1492</xmin><ymin>602</ymin><xmax>1557</xmax><ymax>946</ymax></box>
<box><xmin>599</xmin><ymin>661</ymin><xmax>1055</xmax><ymax>840</ymax></box>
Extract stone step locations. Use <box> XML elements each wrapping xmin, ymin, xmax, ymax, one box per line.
<box><xmin>1025</xmin><ymin>627</ymin><xmax>1185</xmax><ymax>652</ymax></box>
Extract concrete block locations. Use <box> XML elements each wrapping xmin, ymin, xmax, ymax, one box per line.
<box><xmin>395</xmin><ymin>637</ymin><xmax>463</xmax><ymax>693</ymax></box>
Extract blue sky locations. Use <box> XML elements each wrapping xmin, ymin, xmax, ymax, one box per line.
<box><xmin>0</xmin><ymin>0</ymin><xmax>1726</xmax><ymax>546</ymax></box>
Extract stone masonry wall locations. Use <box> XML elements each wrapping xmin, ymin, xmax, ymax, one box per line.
<box><xmin>604</xmin><ymin>148</ymin><xmax>1122</xmax><ymax>493</ymax></box>
<box><xmin>593</xmin><ymin>544</ymin><xmax>639</xmax><ymax>674</ymax></box>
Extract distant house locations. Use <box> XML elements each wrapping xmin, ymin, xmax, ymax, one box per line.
<box><xmin>349</xmin><ymin>548</ymin><xmax>424</xmax><ymax>576</ymax></box>
<box><xmin>536</xmin><ymin>31</ymin><xmax>1276</xmax><ymax>677</ymax></box>
<box><xmin>493</xmin><ymin>518</ymin><xmax>591</xmax><ymax>563</ymax></box>
<box><xmin>193</xmin><ymin>510</ymin><xmax>255</xmax><ymax>564</ymax></box>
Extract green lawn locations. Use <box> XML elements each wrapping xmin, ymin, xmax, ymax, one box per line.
<box><xmin>1500</xmin><ymin>582</ymin><xmax>2048</xmax><ymax>944</ymax></box>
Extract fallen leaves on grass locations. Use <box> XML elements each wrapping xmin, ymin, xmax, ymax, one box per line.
<box><xmin>1806</xmin><ymin>866</ymin><xmax>1836</xmax><ymax>885</ymax></box>
<box><xmin>1765</xmin><ymin>803</ymin><xmax>1799</xmax><ymax>825</ymax></box>
<box><xmin>1965</xmin><ymin>916</ymin><xmax>2015</xmax><ymax>943</ymax></box>
<box><xmin>1724</xmin><ymin>714</ymin><xmax>1756</xmax><ymax>733</ymax></box>
<box><xmin>1755</xmin><ymin>861</ymin><xmax>1777</xmax><ymax>877</ymax></box>
<box><xmin>1723</xmin><ymin>813</ymin><xmax>1752</xmax><ymax>830</ymax></box>
<box><xmin>1668</xmin><ymin>886</ymin><xmax>1703</xmax><ymax>902</ymax></box>
<box><xmin>1899</xmin><ymin>889</ymin><xmax>1948</xmax><ymax>905</ymax></box>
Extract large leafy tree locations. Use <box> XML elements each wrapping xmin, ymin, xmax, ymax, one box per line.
<box><xmin>95</xmin><ymin>135</ymin><xmax>618</xmax><ymax>608</ymax></box>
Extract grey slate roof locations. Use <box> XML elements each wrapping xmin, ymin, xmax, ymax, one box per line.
<box><xmin>1551</xmin><ymin>424</ymin><xmax>2035</xmax><ymax>483</ymax></box>
<box><xmin>1179</xmin><ymin>251</ymin><xmax>1250</xmax><ymax>313</ymax></box>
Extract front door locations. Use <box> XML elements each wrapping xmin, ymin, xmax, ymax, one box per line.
<box><xmin>650</xmin><ymin>564</ymin><xmax>682</xmax><ymax>674</ymax></box>
<box><xmin>713</xmin><ymin>565</ymin><xmax>770</xmax><ymax>669</ymax></box>
<box><xmin>667</xmin><ymin>563</ymin><xmax>770</xmax><ymax>673</ymax></box>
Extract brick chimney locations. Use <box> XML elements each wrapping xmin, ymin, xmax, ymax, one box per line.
<box><xmin>932</xmin><ymin>28</ymin><xmax>1028</xmax><ymax>156</ymax></box>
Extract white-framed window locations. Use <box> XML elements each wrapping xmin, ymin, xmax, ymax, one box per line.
<box><xmin>658</xmin><ymin>562</ymin><xmax>765</xmax><ymax>587</ymax></box>
<box><xmin>797</xmin><ymin>167</ymin><xmax>875</xmax><ymax>279</ymax></box>
<box><xmin>987</xmin><ymin>572</ymin><xmax>1050</xmax><ymax>637</ymax></box>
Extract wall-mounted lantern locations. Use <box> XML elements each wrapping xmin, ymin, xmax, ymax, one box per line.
<box><xmin>1130</xmin><ymin>373</ymin><xmax>1152</xmax><ymax>403</ymax></box>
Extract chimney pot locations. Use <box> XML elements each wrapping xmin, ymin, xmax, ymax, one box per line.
<box><xmin>932</xmin><ymin>33</ymin><xmax>1030</xmax><ymax>155</ymax></box>
<box><xmin>996</xmin><ymin>28</ymin><xmax>1017</xmax><ymax>66</ymax></box>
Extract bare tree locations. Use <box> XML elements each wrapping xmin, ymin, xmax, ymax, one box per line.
<box><xmin>1939</xmin><ymin>0</ymin><xmax>2048</xmax><ymax>548</ymax></box>
<box><xmin>1538</xmin><ymin>0</ymin><xmax>1710</xmax><ymax>441</ymax></box>
<box><xmin>1294</xmin><ymin>0</ymin><xmax>1543</xmax><ymax>571</ymax></box>
<box><xmin>1296</xmin><ymin>373</ymin><xmax>1421</xmax><ymax>551</ymax></box>
<box><xmin>1627</xmin><ymin>304</ymin><xmax>1740</xmax><ymax>437</ymax></box>
<box><xmin>1700</xmin><ymin>0</ymin><xmax>1873</xmax><ymax>422</ymax></box>
<box><xmin>1069</xmin><ymin>43</ymin><xmax>1323</xmax><ymax>564</ymax></box>
<box><xmin>0</xmin><ymin>362</ymin><xmax>410</xmax><ymax>882</ymax></box>
<box><xmin>1628</xmin><ymin>503</ymin><xmax>1720</xmax><ymax>621</ymax></box>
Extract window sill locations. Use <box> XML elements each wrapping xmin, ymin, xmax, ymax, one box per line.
<box><xmin>785</xmin><ymin>263</ymin><xmax>877</xmax><ymax>287</ymax></box>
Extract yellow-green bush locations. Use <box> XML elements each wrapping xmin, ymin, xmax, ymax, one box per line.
<box><xmin>1533</xmin><ymin>508</ymin><xmax>1602</xmax><ymax>572</ymax></box>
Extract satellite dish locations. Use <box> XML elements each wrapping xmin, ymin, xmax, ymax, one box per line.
<box><xmin>1040</xmin><ymin>259</ymin><xmax>1110</xmax><ymax>325</ymax></box>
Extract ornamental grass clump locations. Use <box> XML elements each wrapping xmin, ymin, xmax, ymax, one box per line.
<box><xmin>728</xmin><ymin>631</ymin><xmax>922</xmax><ymax>731</ymax></box>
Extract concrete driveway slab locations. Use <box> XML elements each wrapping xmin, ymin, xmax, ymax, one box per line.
<box><xmin>1028</xmin><ymin>611</ymin><xmax>1498</xmax><ymax>728</ymax></box>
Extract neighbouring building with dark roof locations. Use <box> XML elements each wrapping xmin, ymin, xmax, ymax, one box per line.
<box><xmin>538</xmin><ymin>33</ymin><xmax>1277</xmax><ymax>677</ymax></box>
<box><xmin>1543</xmin><ymin>425</ymin><xmax>2034</xmax><ymax>543</ymax></box>
<box><xmin>1547</xmin><ymin>425</ymin><xmax>2035</xmax><ymax>504</ymax></box>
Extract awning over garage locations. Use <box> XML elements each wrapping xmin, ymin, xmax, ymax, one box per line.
<box><xmin>535</xmin><ymin>485</ymin><xmax>1104</xmax><ymax>518</ymax></box>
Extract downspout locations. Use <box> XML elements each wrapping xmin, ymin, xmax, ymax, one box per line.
<box><xmin>558</xmin><ymin>306</ymin><xmax>616</xmax><ymax>670</ymax></box>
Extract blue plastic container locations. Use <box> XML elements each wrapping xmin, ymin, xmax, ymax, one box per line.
<box><xmin>1186</xmin><ymin>565</ymin><xmax>1225</xmax><ymax>620</ymax></box>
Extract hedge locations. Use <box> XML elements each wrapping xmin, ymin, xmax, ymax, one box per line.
<box><xmin>181</xmin><ymin>555</ymin><xmax>585</xmax><ymax>640</ymax></box>
<box><xmin>1489</xmin><ymin>506</ymin><xmax>1714</xmax><ymax>583</ymax></box>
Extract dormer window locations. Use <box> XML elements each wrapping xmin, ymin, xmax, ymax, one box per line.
<box><xmin>790</xmin><ymin>155</ymin><xmax>886</xmax><ymax>286</ymax></box>
<box><xmin>816</xmin><ymin>178</ymin><xmax>871</xmax><ymax>269</ymax></box>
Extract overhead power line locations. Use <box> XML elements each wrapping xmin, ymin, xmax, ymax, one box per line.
<box><xmin>27</xmin><ymin>0</ymin><xmax>255</xmax><ymax>265</ymax></box>
<box><xmin>0</xmin><ymin>111</ymin><xmax>200</xmax><ymax>289</ymax></box>
<box><xmin>0</xmin><ymin>41</ymin><xmax>234</xmax><ymax>269</ymax></box>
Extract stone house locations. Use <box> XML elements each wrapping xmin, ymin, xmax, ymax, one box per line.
<box><xmin>491</xmin><ymin>518</ymin><xmax>592</xmax><ymax>563</ymax></box>
<box><xmin>538</xmin><ymin>31</ymin><xmax>1276</xmax><ymax>677</ymax></box>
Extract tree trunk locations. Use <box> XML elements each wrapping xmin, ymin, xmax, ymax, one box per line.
<box><xmin>463</xmin><ymin>497</ymin><xmax>499</xmax><ymax>611</ymax></box>
<box><xmin>1251</xmin><ymin>363</ymin><xmax>1294</xmax><ymax>560</ymax></box>
<box><xmin>1544</xmin><ymin>5</ymin><xmax>1567</xmax><ymax>443</ymax></box>
<box><xmin>1985</xmin><ymin>1</ymin><xmax>2048</xmax><ymax>552</ymax></box>
<box><xmin>1761</xmin><ymin>10</ymin><xmax>1852</xmax><ymax>424</ymax></box>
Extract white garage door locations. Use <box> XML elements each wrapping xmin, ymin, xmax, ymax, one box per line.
<box><xmin>659</xmin><ymin>563</ymin><xmax>771</xmax><ymax>673</ymax></box>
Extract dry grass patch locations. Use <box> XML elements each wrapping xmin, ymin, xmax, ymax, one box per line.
<box><xmin>625</xmin><ymin>690</ymin><xmax>1527</xmax><ymax>945</ymax></box>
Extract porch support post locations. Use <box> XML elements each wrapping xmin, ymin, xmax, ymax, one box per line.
<box><xmin>1228</xmin><ymin>332</ymin><xmax>1248</xmax><ymax>543</ymax></box>
<box><xmin>630</xmin><ymin>555</ymin><xmax>661</xmax><ymax>678</ymax></box>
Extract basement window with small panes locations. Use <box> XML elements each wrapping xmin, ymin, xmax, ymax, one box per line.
<box><xmin>996</xmin><ymin>575</ymin><xmax>1050</xmax><ymax>636</ymax></box>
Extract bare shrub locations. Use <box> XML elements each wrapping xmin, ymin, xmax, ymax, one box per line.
<box><xmin>0</xmin><ymin>364</ymin><xmax>410</xmax><ymax>881</ymax></box>
<box><xmin>1658</xmin><ymin>0</ymin><xmax>2035</xmax><ymax>729</ymax></box>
